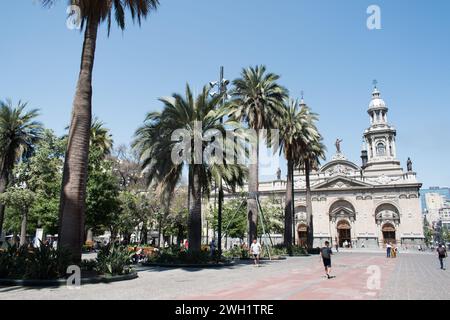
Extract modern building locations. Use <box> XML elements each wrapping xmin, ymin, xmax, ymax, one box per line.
<box><xmin>223</xmin><ymin>85</ymin><xmax>425</xmax><ymax>248</ymax></box>
<box><xmin>420</xmin><ymin>187</ymin><xmax>450</xmax><ymax>211</ymax></box>
<box><xmin>424</xmin><ymin>192</ymin><xmax>446</xmax><ymax>225</ymax></box>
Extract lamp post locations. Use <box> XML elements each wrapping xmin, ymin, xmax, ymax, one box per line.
<box><xmin>210</xmin><ymin>66</ymin><xmax>230</xmax><ymax>257</ymax></box>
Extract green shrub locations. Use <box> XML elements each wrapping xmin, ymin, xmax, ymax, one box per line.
<box><xmin>96</xmin><ymin>244</ymin><xmax>133</xmax><ymax>276</ymax></box>
<box><xmin>268</xmin><ymin>244</ymin><xmax>309</xmax><ymax>257</ymax></box>
<box><xmin>80</xmin><ymin>259</ymin><xmax>98</xmax><ymax>272</ymax></box>
<box><xmin>148</xmin><ymin>246</ymin><xmax>224</xmax><ymax>264</ymax></box>
<box><xmin>0</xmin><ymin>243</ymin><xmax>70</xmax><ymax>280</ymax></box>
<box><xmin>307</xmin><ymin>247</ymin><xmax>321</xmax><ymax>255</ymax></box>
<box><xmin>223</xmin><ymin>246</ymin><xmax>249</xmax><ymax>260</ymax></box>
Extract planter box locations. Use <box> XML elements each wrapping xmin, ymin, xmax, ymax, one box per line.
<box><xmin>0</xmin><ymin>271</ymin><xmax>138</xmax><ymax>287</ymax></box>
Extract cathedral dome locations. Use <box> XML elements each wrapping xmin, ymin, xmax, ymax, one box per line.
<box><xmin>369</xmin><ymin>87</ymin><xmax>387</xmax><ymax>109</ymax></box>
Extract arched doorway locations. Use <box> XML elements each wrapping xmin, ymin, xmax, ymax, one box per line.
<box><xmin>337</xmin><ymin>220</ymin><xmax>351</xmax><ymax>247</ymax></box>
<box><xmin>382</xmin><ymin>223</ymin><xmax>396</xmax><ymax>245</ymax></box>
<box><xmin>297</xmin><ymin>224</ymin><xmax>308</xmax><ymax>247</ymax></box>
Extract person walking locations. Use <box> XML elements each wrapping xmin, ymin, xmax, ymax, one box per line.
<box><xmin>386</xmin><ymin>242</ymin><xmax>392</xmax><ymax>258</ymax></box>
<box><xmin>437</xmin><ymin>243</ymin><xmax>447</xmax><ymax>270</ymax></box>
<box><xmin>320</xmin><ymin>241</ymin><xmax>334</xmax><ymax>279</ymax></box>
<box><xmin>335</xmin><ymin>237</ymin><xmax>339</xmax><ymax>252</ymax></box>
<box><xmin>250</xmin><ymin>239</ymin><xmax>262</xmax><ymax>267</ymax></box>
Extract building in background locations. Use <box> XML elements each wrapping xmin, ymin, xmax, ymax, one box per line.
<box><xmin>224</xmin><ymin>85</ymin><xmax>424</xmax><ymax>248</ymax></box>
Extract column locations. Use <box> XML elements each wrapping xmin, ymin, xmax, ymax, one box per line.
<box><xmin>391</xmin><ymin>138</ymin><xmax>396</xmax><ymax>158</ymax></box>
<box><xmin>371</xmin><ymin>140</ymin><xmax>376</xmax><ymax>159</ymax></box>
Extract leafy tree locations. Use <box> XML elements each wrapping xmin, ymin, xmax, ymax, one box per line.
<box><xmin>258</xmin><ymin>196</ymin><xmax>284</xmax><ymax>236</ymax></box>
<box><xmin>209</xmin><ymin>197</ymin><xmax>247</xmax><ymax>241</ymax></box>
<box><xmin>0</xmin><ymin>187</ymin><xmax>36</xmax><ymax>246</ymax></box>
<box><xmin>14</xmin><ymin>129</ymin><xmax>65</xmax><ymax>235</ymax></box>
<box><xmin>85</xmin><ymin>146</ymin><xmax>121</xmax><ymax>238</ymax></box>
<box><xmin>164</xmin><ymin>186</ymin><xmax>189</xmax><ymax>246</ymax></box>
<box><xmin>112</xmin><ymin>144</ymin><xmax>145</xmax><ymax>191</ymax></box>
<box><xmin>116</xmin><ymin>191</ymin><xmax>158</xmax><ymax>245</ymax></box>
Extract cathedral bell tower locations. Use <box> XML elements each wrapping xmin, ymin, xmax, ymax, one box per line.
<box><xmin>362</xmin><ymin>82</ymin><xmax>401</xmax><ymax>174</ymax></box>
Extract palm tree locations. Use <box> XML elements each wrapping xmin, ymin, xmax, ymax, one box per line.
<box><xmin>90</xmin><ymin>117</ymin><xmax>113</xmax><ymax>157</ymax></box>
<box><xmin>41</xmin><ymin>0</ymin><xmax>160</xmax><ymax>262</ymax></box>
<box><xmin>229</xmin><ymin>65</ymin><xmax>288</xmax><ymax>244</ymax></box>
<box><xmin>133</xmin><ymin>84</ymin><xmax>246</xmax><ymax>253</ymax></box>
<box><xmin>298</xmin><ymin>113</ymin><xmax>326</xmax><ymax>248</ymax></box>
<box><xmin>278</xmin><ymin>98</ymin><xmax>315</xmax><ymax>247</ymax></box>
<box><xmin>0</xmin><ymin>100</ymin><xmax>43</xmax><ymax>239</ymax></box>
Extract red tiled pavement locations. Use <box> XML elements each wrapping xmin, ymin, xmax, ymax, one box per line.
<box><xmin>183</xmin><ymin>254</ymin><xmax>398</xmax><ymax>300</ymax></box>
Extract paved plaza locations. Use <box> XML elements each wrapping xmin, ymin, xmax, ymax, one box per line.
<box><xmin>0</xmin><ymin>252</ymin><xmax>448</xmax><ymax>300</ymax></box>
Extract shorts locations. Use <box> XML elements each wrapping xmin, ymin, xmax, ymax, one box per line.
<box><xmin>322</xmin><ymin>258</ymin><xmax>331</xmax><ymax>267</ymax></box>
<box><xmin>253</xmin><ymin>254</ymin><xmax>259</xmax><ymax>259</ymax></box>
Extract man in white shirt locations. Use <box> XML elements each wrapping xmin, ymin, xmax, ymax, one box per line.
<box><xmin>250</xmin><ymin>239</ymin><xmax>262</xmax><ymax>267</ymax></box>
<box><xmin>386</xmin><ymin>242</ymin><xmax>392</xmax><ymax>258</ymax></box>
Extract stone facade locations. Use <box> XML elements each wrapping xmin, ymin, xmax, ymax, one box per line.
<box><xmin>221</xmin><ymin>85</ymin><xmax>424</xmax><ymax>248</ymax></box>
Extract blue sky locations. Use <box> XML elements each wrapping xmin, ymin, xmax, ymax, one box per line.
<box><xmin>1</xmin><ymin>0</ymin><xmax>449</xmax><ymax>188</ymax></box>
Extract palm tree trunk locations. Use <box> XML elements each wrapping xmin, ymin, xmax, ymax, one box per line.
<box><xmin>0</xmin><ymin>168</ymin><xmax>8</xmax><ymax>240</ymax></box>
<box><xmin>141</xmin><ymin>224</ymin><xmax>148</xmax><ymax>245</ymax></box>
<box><xmin>188</xmin><ymin>165</ymin><xmax>202</xmax><ymax>252</ymax></box>
<box><xmin>284</xmin><ymin>159</ymin><xmax>293</xmax><ymax>247</ymax></box>
<box><xmin>20</xmin><ymin>210</ymin><xmax>28</xmax><ymax>246</ymax></box>
<box><xmin>157</xmin><ymin>216</ymin><xmax>162</xmax><ymax>248</ymax></box>
<box><xmin>247</xmin><ymin>131</ymin><xmax>259</xmax><ymax>245</ymax></box>
<box><xmin>305</xmin><ymin>160</ymin><xmax>314</xmax><ymax>248</ymax></box>
<box><xmin>58</xmin><ymin>18</ymin><xmax>99</xmax><ymax>263</ymax></box>
<box><xmin>177</xmin><ymin>224</ymin><xmax>184</xmax><ymax>246</ymax></box>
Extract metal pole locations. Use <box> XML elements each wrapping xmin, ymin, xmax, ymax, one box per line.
<box><xmin>217</xmin><ymin>66</ymin><xmax>225</xmax><ymax>258</ymax></box>
<box><xmin>292</xmin><ymin>169</ymin><xmax>296</xmax><ymax>246</ymax></box>
<box><xmin>255</xmin><ymin>194</ymin><xmax>272</xmax><ymax>260</ymax></box>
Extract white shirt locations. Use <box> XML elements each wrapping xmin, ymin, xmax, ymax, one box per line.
<box><xmin>250</xmin><ymin>243</ymin><xmax>261</xmax><ymax>255</ymax></box>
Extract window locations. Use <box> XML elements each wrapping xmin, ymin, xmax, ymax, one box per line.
<box><xmin>376</xmin><ymin>142</ymin><xmax>386</xmax><ymax>156</ymax></box>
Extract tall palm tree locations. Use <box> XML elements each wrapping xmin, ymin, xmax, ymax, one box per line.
<box><xmin>133</xmin><ymin>84</ymin><xmax>246</xmax><ymax>253</ymax></box>
<box><xmin>299</xmin><ymin>117</ymin><xmax>326</xmax><ymax>249</ymax></box>
<box><xmin>0</xmin><ymin>100</ymin><xmax>43</xmax><ymax>239</ymax></box>
<box><xmin>278</xmin><ymin>98</ymin><xmax>315</xmax><ymax>247</ymax></box>
<box><xmin>229</xmin><ymin>65</ymin><xmax>288</xmax><ymax>244</ymax></box>
<box><xmin>41</xmin><ymin>0</ymin><xmax>159</xmax><ymax>262</ymax></box>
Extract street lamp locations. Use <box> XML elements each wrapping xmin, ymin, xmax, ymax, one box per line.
<box><xmin>210</xmin><ymin>66</ymin><xmax>230</xmax><ymax>257</ymax></box>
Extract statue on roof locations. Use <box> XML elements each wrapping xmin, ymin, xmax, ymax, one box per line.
<box><xmin>335</xmin><ymin>138</ymin><xmax>343</xmax><ymax>154</ymax></box>
<box><xmin>407</xmin><ymin>157</ymin><xmax>413</xmax><ymax>172</ymax></box>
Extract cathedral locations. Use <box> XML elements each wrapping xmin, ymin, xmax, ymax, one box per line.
<box><xmin>223</xmin><ymin>85</ymin><xmax>425</xmax><ymax>248</ymax></box>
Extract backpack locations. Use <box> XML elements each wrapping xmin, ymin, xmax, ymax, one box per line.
<box><xmin>437</xmin><ymin>247</ymin><xmax>446</xmax><ymax>256</ymax></box>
